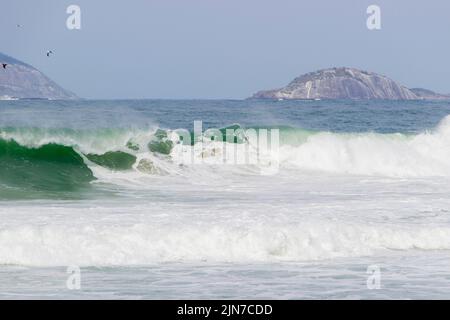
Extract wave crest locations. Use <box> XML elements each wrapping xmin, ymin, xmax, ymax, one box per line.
<box><xmin>1</xmin><ymin>221</ymin><xmax>450</xmax><ymax>266</ymax></box>
<box><xmin>2</xmin><ymin>115</ymin><xmax>450</xmax><ymax>197</ymax></box>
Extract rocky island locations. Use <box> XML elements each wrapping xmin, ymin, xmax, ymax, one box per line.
<box><xmin>251</xmin><ymin>67</ymin><xmax>449</xmax><ymax>100</ymax></box>
<box><xmin>0</xmin><ymin>52</ymin><xmax>77</xmax><ymax>100</ymax></box>
<box><xmin>409</xmin><ymin>88</ymin><xmax>450</xmax><ymax>100</ymax></box>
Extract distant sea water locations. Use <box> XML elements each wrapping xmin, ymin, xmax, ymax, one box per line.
<box><xmin>1</xmin><ymin>99</ymin><xmax>450</xmax><ymax>299</ymax></box>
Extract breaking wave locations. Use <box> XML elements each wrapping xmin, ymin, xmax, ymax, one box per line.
<box><xmin>1</xmin><ymin>220</ymin><xmax>450</xmax><ymax>266</ymax></box>
<box><xmin>2</xmin><ymin>115</ymin><xmax>450</xmax><ymax>198</ymax></box>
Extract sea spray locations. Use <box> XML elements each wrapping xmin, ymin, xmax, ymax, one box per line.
<box><xmin>2</xmin><ymin>115</ymin><xmax>450</xmax><ymax>199</ymax></box>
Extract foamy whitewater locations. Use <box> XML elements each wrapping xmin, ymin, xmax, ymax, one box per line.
<box><xmin>1</xmin><ymin>99</ymin><xmax>450</xmax><ymax>299</ymax></box>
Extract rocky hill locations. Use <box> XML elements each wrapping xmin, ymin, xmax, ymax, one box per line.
<box><xmin>0</xmin><ymin>52</ymin><xmax>77</xmax><ymax>100</ymax></box>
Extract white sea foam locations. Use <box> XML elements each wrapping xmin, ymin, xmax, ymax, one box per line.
<box><xmin>1</xmin><ymin>219</ymin><xmax>450</xmax><ymax>266</ymax></box>
<box><xmin>277</xmin><ymin>117</ymin><xmax>450</xmax><ymax>177</ymax></box>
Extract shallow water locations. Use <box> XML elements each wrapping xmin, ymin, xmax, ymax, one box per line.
<box><xmin>2</xmin><ymin>252</ymin><xmax>450</xmax><ymax>299</ymax></box>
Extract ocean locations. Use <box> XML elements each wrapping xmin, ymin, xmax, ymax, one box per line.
<box><xmin>1</xmin><ymin>99</ymin><xmax>450</xmax><ymax>299</ymax></box>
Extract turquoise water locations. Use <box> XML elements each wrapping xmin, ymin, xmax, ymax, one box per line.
<box><xmin>1</xmin><ymin>99</ymin><xmax>450</xmax><ymax>299</ymax></box>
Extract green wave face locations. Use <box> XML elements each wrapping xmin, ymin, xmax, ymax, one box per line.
<box><xmin>0</xmin><ymin>139</ymin><xmax>95</xmax><ymax>199</ymax></box>
<box><xmin>148</xmin><ymin>129</ymin><xmax>174</xmax><ymax>154</ymax></box>
<box><xmin>86</xmin><ymin>151</ymin><xmax>137</xmax><ymax>170</ymax></box>
<box><xmin>0</xmin><ymin>125</ymin><xmax>318</xmax><ymax>199</ymax></box>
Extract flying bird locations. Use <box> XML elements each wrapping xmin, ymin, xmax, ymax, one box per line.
<box><xmin>2</xmin><ymin>64</ymin><xmax>7</xmax><ymax>69</ymax></box>
<box><xmin>46</xmin><ymin>50</ymin><xmax>53</xmax><ymax>57</ymax></box>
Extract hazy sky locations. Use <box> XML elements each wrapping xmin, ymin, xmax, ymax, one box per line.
<box><xmin>1</xmin><ymin>0</ymin><xmax>450</xmax><ymax>99</ymax></box>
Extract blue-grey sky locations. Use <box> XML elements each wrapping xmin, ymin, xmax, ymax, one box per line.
<box><xmin>1</xmin><ymin>0</ymin><xmax>449</xmax><ymax>99</ymax></box>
